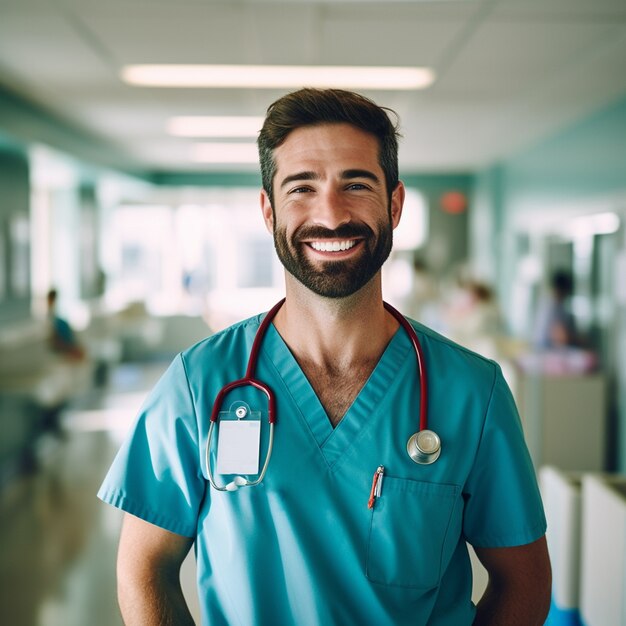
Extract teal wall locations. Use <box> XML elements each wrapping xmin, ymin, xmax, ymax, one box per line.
<box><xmin>470</xmin><ymin>165</ymin><xmax>504</xmax><ymax>285</ymax></box>
<box><xmin>403</xmin><ymin>173</ymin><xmax>472</xmax><ymax>276</ymax></box>
<box><xmin>502</xmin><ymin>95</ymin><xmax>626</xmax><ymax>198</ymax></box>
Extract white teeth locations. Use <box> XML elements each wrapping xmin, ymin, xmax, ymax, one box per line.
<box><xmin>310</xmin><ymin>240</ymin><xmax>356</xmax><ymax>252</ymax></box>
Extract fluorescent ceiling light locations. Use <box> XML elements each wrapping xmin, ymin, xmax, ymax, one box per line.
<box><xmin>122</xmin><ymin>64</ymin><xmax>435</xmax><ymax>90</ymax></box>
<box><xmin>193</xmin><ymin>142</ymin><xmax>259</xmax><ymax>163</ymax></box>
<box><xmin>168</xmin><ymin>116</ymin><xmax>264</xmax><ymax>137</ymax></box>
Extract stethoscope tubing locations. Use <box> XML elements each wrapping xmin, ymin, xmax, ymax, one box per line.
<box><xmin>209</xmin><ymin>298</ymin><xmax>285</xmax><ymax>425</ymax></box>
<box><xmin>383</xmin><ymin>302</ymin><xmax>428</xmax><ymax>432</ymax></box>
<box><xmin>206</xmin><ymin>298</ymin><xmax>432</xmax><ymax>490</ymax></box>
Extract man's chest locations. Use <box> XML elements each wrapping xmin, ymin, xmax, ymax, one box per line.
<box><xmin>299</xmin><ymin>359</ymin><xmax>378</xmax><ymax>427</ymax></box>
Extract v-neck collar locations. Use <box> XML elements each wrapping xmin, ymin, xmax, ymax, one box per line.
<box><xmin>261</xmin><ymin>322</ymin><xmax>413</xmax><ymax>468</ymax></box>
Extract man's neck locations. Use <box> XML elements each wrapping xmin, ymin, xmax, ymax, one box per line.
<box><xmin>271</xmin><ymin>279</ymin><xmax>399</xmax><ymax>426</ymax></box>
<box><xmin>273</xmin><ymin>278</ymin><xmax>398</xmax><ymax>371</ymax></box>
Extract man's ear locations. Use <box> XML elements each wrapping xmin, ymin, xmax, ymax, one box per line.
<box><xmin>390</xmin><ymin>181</ymin><xmax>405</xmax><ymax>230</ymax></box>
<box><xmin>260</xmin><ymin>189</ymin><xmax>274</xmax><ymax>233</ymax></box>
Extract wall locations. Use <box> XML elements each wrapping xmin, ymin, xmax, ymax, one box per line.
<box><xmin>403</xmin><ymin>173</ymin><xmax>472</xmax><ymax>277</ymax></box>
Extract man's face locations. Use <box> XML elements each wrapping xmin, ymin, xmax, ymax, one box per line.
<box><xmin>260</xmin><ymin>123</ymin><xmax>404</xmax><ymax>298</ymax></box>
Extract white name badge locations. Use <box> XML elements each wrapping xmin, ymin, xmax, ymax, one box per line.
<box><xmin>216</xmin><ymin>420</ymin><xmax>261</xmax><ymax>475</ymax></box>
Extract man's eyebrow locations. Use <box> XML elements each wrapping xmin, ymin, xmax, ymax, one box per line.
<box><xmin>279</xmin><ymin>171</ymin><xmax>320</xmax><ymax>189</ymax></box>
<box><xmin>341</xmin><ymin>169</ymin><xmax>381</xmax><ymax>183</ymax></box>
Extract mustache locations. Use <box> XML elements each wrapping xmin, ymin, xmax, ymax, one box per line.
<box><xmin>293</xmin><ymin>222</ymin><xmax>374</xmax><ymax>241</ymax></box>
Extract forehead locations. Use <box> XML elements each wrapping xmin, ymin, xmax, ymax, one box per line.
<box><xmin>273</xmin><ymin>123</ymin><xmax>381</xmax><ymax>177</ymax></box>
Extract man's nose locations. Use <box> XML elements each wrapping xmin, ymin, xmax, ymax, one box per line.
<box><xmin>312</xmin><ymin>188</ymin><xmax>352</xmax><ymax>229</ymax></box>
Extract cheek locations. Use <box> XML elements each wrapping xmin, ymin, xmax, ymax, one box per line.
<box><xmin>273</xmin><ymin>206</ymin><xmax>303</xmax><ymax>235</ymax></box>
<box><xmin>272</xmin><ymin>219</ymin><xmax>295</xmax><ymax>249</ymax></box>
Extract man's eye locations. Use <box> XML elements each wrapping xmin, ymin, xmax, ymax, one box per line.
<box><xmin>347</xmin><ymin>183</ymin><xmax>369</xmax><ymax>191</ymax></box>
<box><xmin>289</xmin><ymin>186</ymin><xmax>313</xmax><ymax>194</ymax></box>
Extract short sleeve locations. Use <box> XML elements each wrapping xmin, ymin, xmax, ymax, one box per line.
<box><xmin>97</xmin><ymin>354</ymin><xmax>205</xmax><ymax>537</ymax></box>
<box><xmin>463</xmin><ymin>364</ymin><xmax>546</xmax><ymax>548</ymax></box>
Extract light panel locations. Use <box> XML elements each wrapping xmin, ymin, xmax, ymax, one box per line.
<box><xmin>122</xmin><ymin>64</ymin><xmax>435</xmax><ymax>90</ymax></box>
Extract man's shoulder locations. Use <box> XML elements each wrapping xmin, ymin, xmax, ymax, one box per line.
<box><xmin>180</xmin><ymin>312</ymin><xmax>264</xmax><ymax>361</ymax></box>
<box><xmin>406</xmin><ymin>316</ymin><xmax>499</xmax><ymax>380</ymax></box>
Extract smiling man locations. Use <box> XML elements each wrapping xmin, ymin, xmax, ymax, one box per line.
<box><xmin>99</xmin><ymin>88</ymin><xmax>551</xmax><ymax>625</ymax></box>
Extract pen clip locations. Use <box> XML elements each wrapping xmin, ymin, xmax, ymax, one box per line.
<box><xmin>368</xmin><ymin>465</ymin><xmax>385</xmax><ymax>509</ymax></box>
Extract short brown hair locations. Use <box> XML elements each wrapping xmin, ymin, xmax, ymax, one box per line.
<box><xmin>257</xmin><ymin>88</ymin><xmax>400</xmax><ymax>204</ymax></box>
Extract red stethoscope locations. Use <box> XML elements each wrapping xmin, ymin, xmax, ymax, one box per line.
<box><xmin>206</xmin><ymin>298</ymin><xmax>441</xmax><ymax>492</ymax></box>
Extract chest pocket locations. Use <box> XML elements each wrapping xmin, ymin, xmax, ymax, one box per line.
<box><xmin>365</xmin><ymin>477</ymin><xmax>461</xmax><ymax>589</ymax></box>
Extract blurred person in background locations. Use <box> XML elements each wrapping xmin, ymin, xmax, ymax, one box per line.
<box><xmin>443</xmin><ymin>278</ymin><xmax>502</xmax><ymax>359</ymax></box>
<box><xmin>532</xmin><ymin>269</ymin><xmax>577</xmax><ymax>349</ymax></box>
<box><xmin>46</xmin><ymin>288</ymin><xmax>85</xmax><ymax>361</ymax></box>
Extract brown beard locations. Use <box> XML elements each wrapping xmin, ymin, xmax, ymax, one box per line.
<box><xmin>272</xmin><ymin>218</ymin><xmax>393</xmax><ymax>298</ymax></box>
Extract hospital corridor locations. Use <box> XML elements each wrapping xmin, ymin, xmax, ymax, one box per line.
<box><xmin>2</xmin><ymin>1</ymin><xmax>626</xmax><ymax>625</ymax></box>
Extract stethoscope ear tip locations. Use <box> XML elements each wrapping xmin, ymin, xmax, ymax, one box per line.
<box><xmin>225</xmin><ymin>476</ymin><xmax>249</xmax><ymax>491</ymax></box>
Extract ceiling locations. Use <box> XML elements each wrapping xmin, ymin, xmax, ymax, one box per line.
<box><xmin>0</xmin><ymin>0</ymin><xmax>625</xmax><ymax>176</ymax></box>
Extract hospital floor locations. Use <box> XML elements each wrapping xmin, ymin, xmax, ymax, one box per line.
<box><xmin>0</xmin><ymin>361</ymin><xmax>170</xmax><ymax>626</ymax></box>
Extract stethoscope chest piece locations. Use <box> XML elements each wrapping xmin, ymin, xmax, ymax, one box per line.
<box><xmin>407</xmin><ymin>430</ymin><xmax>441</xmax><ymax>465</ymax></box>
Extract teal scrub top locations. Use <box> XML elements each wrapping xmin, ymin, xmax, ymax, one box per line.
<box><xmin>98</xmin><ymin>311</ymin><xmax>546</xmax><ymax>626</ymax></box>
